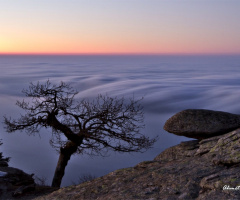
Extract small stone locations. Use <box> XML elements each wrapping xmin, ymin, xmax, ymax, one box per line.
<box><xmin>164</xmin><ymin>109</ymin><xmax>240</xmax><ymax>139</ymax></box>
<box><xmin>12</xmin><ymin>184</ymin><xmax>35</xmax><ymax>197</ymax></box>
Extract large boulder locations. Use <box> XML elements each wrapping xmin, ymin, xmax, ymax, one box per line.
<box><xmin>164</xmin><ymin>109</ymin><xmax>240</xmax><ymax>139</ymax></box>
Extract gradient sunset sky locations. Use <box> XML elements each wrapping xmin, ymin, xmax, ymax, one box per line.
<box><xmin>1</xmin><ymin>0</ymin><xmax>240</xmax><ymax>55</ymax></box>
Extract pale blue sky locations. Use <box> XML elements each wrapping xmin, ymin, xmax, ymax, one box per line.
<box><xmin>1</xmin><ymin>0</ymin><xmax>240</xmax><ymax>54</ymax></box>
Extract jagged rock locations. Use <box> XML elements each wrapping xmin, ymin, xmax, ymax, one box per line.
<box><xmin>164</xmin><ymin>109</ymin><xmax>240</xmax><ymax>139</ymax></box>
<box><xmin>0</xmin><ymin>166</ymin><xmax>35</xmax><ymax>199</ymax></box>
<box><xmin>34</xmin><ymin>128</ymin><xmax>240</xmax><ymax>200</ymax></box>
<box><xmin>1</xmin><ymin>167</ymin><xmax>35</xmax><ymax>186</ymax></box>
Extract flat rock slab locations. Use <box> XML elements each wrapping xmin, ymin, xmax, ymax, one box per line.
<box><xmin>164</xmin><ymin>109</ymin><xmax>240</xmax><ymax>139</ymax></box>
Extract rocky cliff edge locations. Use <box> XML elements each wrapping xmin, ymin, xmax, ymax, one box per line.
<box><xmin>34</xmin><ymin>128</ymin><xmax>240</xmax><ymax>200</ymax></box>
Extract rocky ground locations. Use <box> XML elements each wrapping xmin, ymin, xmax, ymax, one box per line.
<box><xmin>3</xmin><ymin>109</ymin><xmax>240</xmax><ymax>199</ymax></box>
<box><xmin>34</xmin><ymin>128</ymin><xmax>240</xmax><ymax>200</ymax></box>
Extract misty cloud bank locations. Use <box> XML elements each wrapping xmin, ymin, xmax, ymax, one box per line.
<box><xmin>1</xmin><ymin>55</ymin><xmax>240</xmax><ymax>186</ymax></box>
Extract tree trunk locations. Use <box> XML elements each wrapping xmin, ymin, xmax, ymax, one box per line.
<box><xmin>51</xmin><ymin>141</ymin><xmax>79</xmax><ymax>187</ymax></box>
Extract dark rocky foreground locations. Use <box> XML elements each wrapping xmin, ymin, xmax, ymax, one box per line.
<box><xmin>0</xmin><ymin>152</ymin><xmax>56</xmax><ymax>200</ymax></box>
<box><xmin>34</xmin><ymin>128</ymin><xmax>240</xmax><ymax>200</ymax></box>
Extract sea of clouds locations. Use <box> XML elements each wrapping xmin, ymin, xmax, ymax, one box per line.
<box><xmin>1</xmin><ymin>55</ymin><xmax>240</xmax><ymax>186</ymax></box>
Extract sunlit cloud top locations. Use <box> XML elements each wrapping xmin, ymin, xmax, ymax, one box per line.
<box><xmin>1</xmin><ymin>0</ymin><xmax>240</xmax><ymax>55</ymax></box>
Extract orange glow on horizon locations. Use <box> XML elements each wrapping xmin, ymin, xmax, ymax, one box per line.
<box><xmin>0</xmin><ymin>50</ymin><xmax>240</xmax><ymax>56</ymax></box>
<box><xmin>1</xmin><ymin>37</ymin><xmax>239</xmax><ymax>56</ymax></box>
<box><xmin>1</xmin><ymin>35</ymin><xmax>239</xmax><ymax>56</ymax></box>
<box><xmin>1</xmin><ymin>1</ymin><xmax>240</xmax><ymax>56</ymax></box>
<box><xmin>1</xmin><ymin>30</ymin><xmax>239</xmax><ymax>56</ymax></box>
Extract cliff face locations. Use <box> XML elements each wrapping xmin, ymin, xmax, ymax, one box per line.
<box><xmin>35</xmin><ymin>128</ymin><xmax>240</xmax><ymax>200</ymax></box>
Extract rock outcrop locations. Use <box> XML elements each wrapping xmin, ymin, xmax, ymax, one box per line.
<box><xmin>0</xmin><ymin>148</ymin><xmax>37</xmax><ymax>200</ymax></box>
<box><xmin>0</xmin><ymin>166</ymin><xmax>35</xmax><ymax>197</ymax></box>
<box><xmin>164</xmin><ymin>109</ymin><xmax>240</xmax><ymax>139</ymax></box>
<box><xmin>34</xmin><ymin>128</ymin><xmax>240</xmax><ymax>200</ymax></box>
<box><xmin>0</xmin><ymin>145</ymin><xmax>56</xmax><ymax>199</ymax></box>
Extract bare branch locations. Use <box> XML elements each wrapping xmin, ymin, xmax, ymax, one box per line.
<box><xmin>3</xmin><ymin>80</ymin><xmax>157</xmax><ymax>187</ymax></box>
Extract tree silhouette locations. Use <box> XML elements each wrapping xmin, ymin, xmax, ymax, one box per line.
<box><xmin>4</xmin><ymin>80</ymin><xmax>157</xmax><ymax>187</ymax></box>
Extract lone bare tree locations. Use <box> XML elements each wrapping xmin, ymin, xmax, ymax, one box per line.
<box><xmin>4</xmin><ymin>80</ymin><xmax>156</xmax><ymax>187</ymax></box>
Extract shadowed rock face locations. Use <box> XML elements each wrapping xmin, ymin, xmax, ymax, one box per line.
<box><xmin>0</xmin><ymin>158</ymin><xmax>35</xmax><ymax>199</ymax></box>
<box><xmin>164</xmin><ymin>109</ymin><xmax>240</xmax><ymax>139</ymax></box>
<box><xmin>0</xmin><ymin>157</ymin><xmax>57</xmax><ymax>199</ymax></box>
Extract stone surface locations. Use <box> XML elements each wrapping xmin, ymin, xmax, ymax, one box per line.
<box><xmin>0</xmin><ymin>166</ymin><xmax>35</xmax><ymax>199</ymax></box>
<box><xmin>34</xmin><ymin>128</ymin><xmax>240</xmax><ymax>200</ymax></box>
<box><xmin>164</xmin><ymin>109</ymin><xmax>240</xmax><ymax>139</ymax></box>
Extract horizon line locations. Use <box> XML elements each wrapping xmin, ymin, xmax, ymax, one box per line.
<box><xmin>0</xmin><ymin>52</ymin><xmax>240</xmax><ymax>56</ymax></box>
